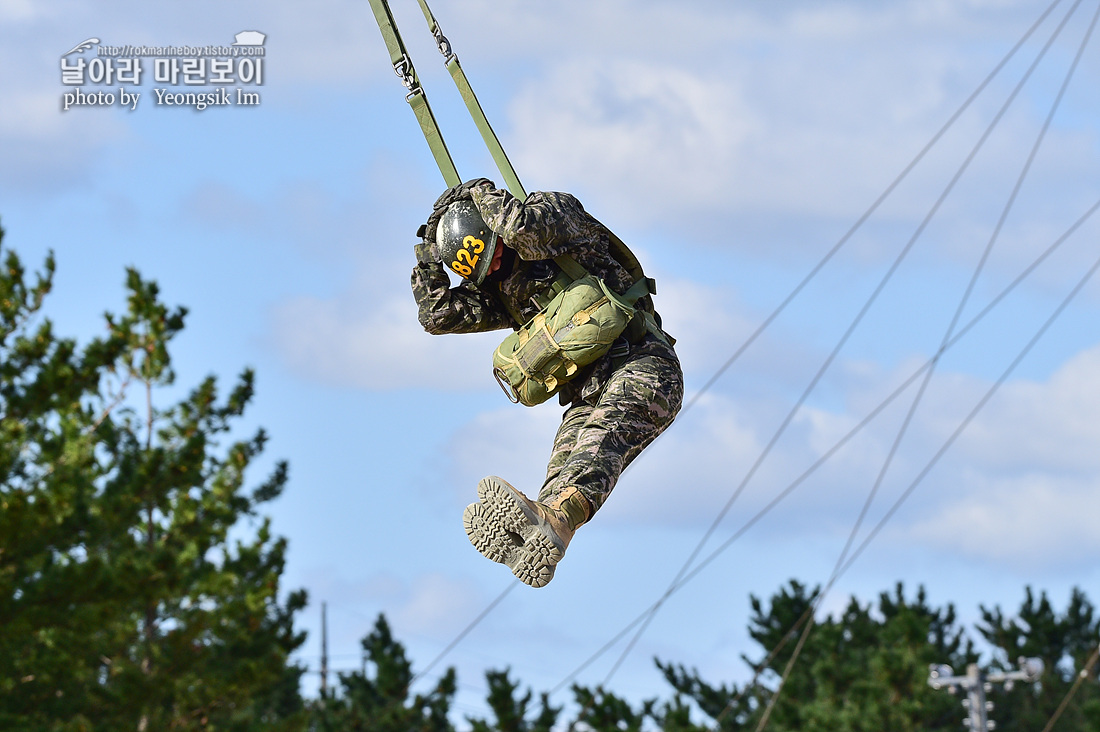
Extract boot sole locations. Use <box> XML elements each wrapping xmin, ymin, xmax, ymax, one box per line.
<box><xmin>462</xmin><ymin>476</ymin><xmax>565</xmax><ymax>588</ymax></box>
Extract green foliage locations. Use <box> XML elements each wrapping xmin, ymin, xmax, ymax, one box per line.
<box><xmin>313</xmin><ymin>582</ymin><xmax>1098</xmax><ymax>732</ymax></box>
<box><xmin>658</xmin><ymin>581</ymin><xmax>1099</xmax><ymax>732</ymax></box>
<box><xmin>4</xmin><ymin>221</ymin><xmax>1096</xmax><ymax>732</ymax></box>
<box><xmin>978</xmin><ymin>587</ymin><xmax>1100</xmax><ymax>732</ymax></box>
<box><xmin>0</xmin><ymin>230</ymin><xmax>306</xmax><ymax>731</ymax></box>
<box><xmin>569</xmin><ymin>685</ymin><xmax>649</xmax><ymax>731</ymax></box>
<box><xmin>658</xmin><ymin>580</ymin><xmax>977</xmax><ymax>731</ymax></box>
<box><xmin>467</xmin><ymin>669</ymin><xmax>559</xmax><ymax>732</ymax></box>
<box><xmin>308</xmin><ymin>614</ymin><xmax>456</xmax><ymax>732</ymax></box>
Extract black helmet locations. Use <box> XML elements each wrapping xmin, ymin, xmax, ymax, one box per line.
<box><xmin>437</xmin><ymin>200</ymin><xmax>499</xmax><ymax>285</ymax></box>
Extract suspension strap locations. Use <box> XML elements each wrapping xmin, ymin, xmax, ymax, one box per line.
<box><xmin>413</xmin><ymin>0</ymin><xmax>528</xmax><ymax>201</ymax></box>
<box><xmin>372</xmin><ymin>0</ymin><xmax>662</xmax><ymax>339</ymax></box>
<box><xmin>368</xmin><ymin>0</ymin><xmax>461</xmax><ymax>187</ymax></box>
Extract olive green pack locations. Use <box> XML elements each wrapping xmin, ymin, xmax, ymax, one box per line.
<box><xmin>492</xmin><ymin>259</ymin><xmax>656</xmax><ymax>407</ymax></box>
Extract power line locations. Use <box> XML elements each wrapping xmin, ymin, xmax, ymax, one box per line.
<box><xmin>389</xmin><ymin>0</ymin><xmax>1085</xmax><ymax>702</ymax></box>
<box><xmin>757</xmin><ymin>228</ymin><xmax>1100</xmax><ymax>731</ymax></box>
<box><xmin>585</xmin><ymin>0</ymin><xmax>1086</xmax><ymax>696</ymax></box>
<box><xmin>689</xmin><ymin>196</ymin><xmax>1100</xmax><ymax>728</ymax></box>
<box><xmin>1039</xmin><ymin>642</ymin><xmax>1100</xmax><ymax>732</ymax></box>
<box><xmin>677</xmin><ymin>0</ymin><xmax>1070</xmax><ymax>417</ymax></box>
<box><xmin>550</xmin><ymin>190</ymin><xmax>1100</xmax><ymax>697</ymax></box>
<box><xmin>752</xmin><ymin>1</ymin><xmax>1100</xmax><ymax>727</ymax></box>
<box><xmin>320</xmin><ymin>601</ymin><xmax>329</xmax><ymax>696</ymax></box>
<box><xmin>410</xmin><ymin>578</ymin><xmax>519</xmax><ymax>686</ymax></box>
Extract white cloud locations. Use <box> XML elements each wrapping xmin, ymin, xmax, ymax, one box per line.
<box><xmin>443</xmin><ymin>405</ymin><xmax>563</xmax><ymax>502</ymax></box>
<box><xmin>0</xmin><ymin>90</ymin><xmax>122</xmax><ymax>192</ymax></box>
<box><xmin>510</xmin><ymin>58</ymin><xmax>757</xmax><ymax>226</ymax></box>
<box><xmin>296</xmin><ymin>567</ymin><xmax>486</xmax><ymax>647</ymax></box>
<box><xmin>264</xmin><ymin>0</ymin><xmax>389</xmax><ymax>84</ymax></box>
<box><xmin>0</xmin><ymin>0</ymin><xmax>396</xmax><ymax>192</ymax></box>
<box><xmin>645</xmin><ymin>275</ymin><xmax>757</xmax><ymax>377</ymax></box>
<box><xmin>954</xmin><ymin>343</ymin><xmax>1100</xmax><ymax>474</ymax></box>
<box><xmin>598</xmin><ymin>392</ymin><xmax>769</xmax><ymax>527</ymax></box>
<box><xmin>791</xmin><ymin>342</ymin><xmax>1100</xmax><ymax>572</ymax></box>
<box><xmin>395</xmin><ymin>573</ymin><xmax>484</xmax><ymax>635</ymax></box>
<box><xmin>0</xmin><ymin>91</ymin><xmax>67</xmax><ymax>138</ymax></box>
<box><xmin>271</xmin><ymin>285</ymin><xmax>502</xmax><ymax>391</ymax></box>
<box><xmin>543</xmin><ymin>335</ymin><xmax>1100</xmax><ymax>579</ymax></box>
<box><xmin>0</xmin><ymin>0</ymin><xmax>45</xmax><ymax>22</ymax></box>
<box><xmin>906</xmin><ymin>472</ymin><xmax>1100</xmax><ymax>570</ymax></box>
<box><xmin>488</xmin><ymin>0</ymin><xmax>1100</xmax><ymax>266</ymax></box>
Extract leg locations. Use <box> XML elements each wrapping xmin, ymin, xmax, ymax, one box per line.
<box><xmin>542</xmin><ymin>352</ymin><xmax>683</xmax><ymax>513</ymax></box>
<box><xmin>462</xmin><ymin>351</ymin><xmax>682</xmax><ymax>587</ymax></box>
<box><xmin>462</xmin><ymin>476</ymin><xmax>572</xmax><ymax>587</ymax></box>
<box><xmin>537</xmin><ymin>402</ymin><xmax>593</xmax><ymax>503</ymax></box>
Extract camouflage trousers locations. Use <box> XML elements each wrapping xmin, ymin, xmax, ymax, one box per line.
<box><xmin>536</xmin><ymin>350</ymin><xmax>684</xmax><ymax>514</ymax></box>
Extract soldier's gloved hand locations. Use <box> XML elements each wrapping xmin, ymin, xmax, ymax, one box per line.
<box><xmin>413</xmin><ymin>224</ymin><xmax>440</xmax><ymax>264</ymax></box>
<box><xmin>431</xmin><ymin>178</ymin><xmax>494</xmax><ymax>212</ymax></box>
<box><xmin>422</xmin><ymin>178</ymin><xmax>494</xmax><ymax>245</ymax></box>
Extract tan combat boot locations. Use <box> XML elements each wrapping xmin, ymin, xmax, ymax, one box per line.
<box><xmin>462</xmin><ymin>477</ymin><xmax>591</xmax><ymax>588</ymax></box>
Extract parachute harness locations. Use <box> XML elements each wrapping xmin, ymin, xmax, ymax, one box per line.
<box><xmin>369</xmin><ymin>0</ymin><xmax>668</xmax><ymax>404</ymax></box>
<box><xmin>368</xmin><ymin>0</ymin><xmax>524</xmax><ymax>196</ymax></box>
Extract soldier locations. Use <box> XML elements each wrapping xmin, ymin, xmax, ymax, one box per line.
<box><xmin>412</xmin><ymin>179</ymin><xmax>683</xmax><ymax>587</ymax></box>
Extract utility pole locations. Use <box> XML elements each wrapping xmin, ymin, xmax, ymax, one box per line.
<box><xmin>928</xmin><ymin>657</ymin><xmax>1044</xmax><ymax>731</ymax></box>
<box><xmin>320</xmin><ymin>601</ymin><xmax>329</xmax><ymax>697</ymax></box>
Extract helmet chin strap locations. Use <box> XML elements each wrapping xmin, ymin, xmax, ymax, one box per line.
<box><xmin>488</xmin><ymin>238</ymin><xmax>505</xmax><ymax>274</ymax></box>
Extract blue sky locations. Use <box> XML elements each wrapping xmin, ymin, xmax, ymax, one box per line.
<box><xmin>3</xmin><ymin>0</ymin><xmax>1100</xmax><ymax>723</ymax></box>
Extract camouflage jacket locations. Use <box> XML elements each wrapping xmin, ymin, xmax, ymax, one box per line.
<box><xmin>411</xmin><ymin>180</ymin><xmax>678</xmax><ymax>405</ymax></box>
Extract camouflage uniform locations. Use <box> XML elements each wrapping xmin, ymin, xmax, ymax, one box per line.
<box><xmin>411</xmin><ymin>179</ymin><xmax>684</xmax><ymax>516</ymax></box>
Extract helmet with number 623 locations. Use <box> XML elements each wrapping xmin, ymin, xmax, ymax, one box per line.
<box><xmin>437</xmin><ymin>201</ymin><xmax>499</xmax><ymax>285</ymax></box>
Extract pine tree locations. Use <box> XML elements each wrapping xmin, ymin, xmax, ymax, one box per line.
<box><xmin>568</xmin><ymin>684</ymin><xmax>650</xmax><ymax>732</ymax></box>
<box><xmin>301</xmin><ymin>582</ymin><xmax>1098</xmax><ymax>731</ymax></box>
<box><xmin>466</xmin><ymin>668</ymin><xmax>559</xmax><ymax>732</ymax></box>
<box><xmin>309</xmin><ymin>614</ymin><xmax>456</xmax><ymax>732</ymax></box>
<box><xmin>978</xmin><ymin>587</ymin><xmax>1100</xmax><ymax>731</ymax></box>
<box><xmin>659</xmin><ymin>580</ymin><xmax>975</xmax><ymax>731</ymax></box>
<box><xmin>0</xmin><ymin>231</ymin><xmax>307</xmax><ymax>730</ymax></box>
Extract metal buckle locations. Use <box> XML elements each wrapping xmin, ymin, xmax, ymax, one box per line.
<box><xmin>432</xmin><ymin>29</ymin><xmax>456</xmax><ymax>65</ymax></box>
<box><xmin>392</xmin><ymin>54</ymin><xmax>419</xmax><ymax>95</ymax></box>
<box><xmin>493</xmin><ymin>367</ymin><xmax>520</xmax><ymax>404</ymax></box>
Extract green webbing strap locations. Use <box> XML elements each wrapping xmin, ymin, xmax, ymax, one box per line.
<box><xmin>602</xmin><ymin>227</ymin><xmax>653</xmax><ymax>295</ymax></box>
<box><xmin>498</xmin><ymin>295</ymin><xmax>526</xmax><ymax>330</ymax></box>
<box><xmin>445</xmin><ymin>57</ymin><xmax>527</xmax><ymax>199</ymax></box>
<box><xmin>552</xmin><ymin>254</ymin><xmax>654</xmax><ymax>305</ymax></box>
<box><xmin>552</xmin><ymin>255</ymin><xmax>588</xmax><ymax>283</ymax></box>
<box><xmin>413</xmin><ymin>0</ymin><xmax>528</xmax><ymax>200</ymax></box>
<box><xmin>554</xmin><ymin>253</ymin><xmax>654</xmax><ymax>309</ymax></box>
<box><xmin>501</xmin><ymin>258</ymin><xmax>652</xmax><ymax>330</ymax></box>
<box><xmin>371</xmin><ymin>0</ymin><xmax>664</xmax><ymax>339</ymax></box>
<box><xmin>622</xmin><ymin>275</ymin><xmax>656</xmax><ymax>305</ymax></box>
<box><xmin>368</xmin><ymin>0</ymin><xmax>460</xmax><ymax>187</ymax></box>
